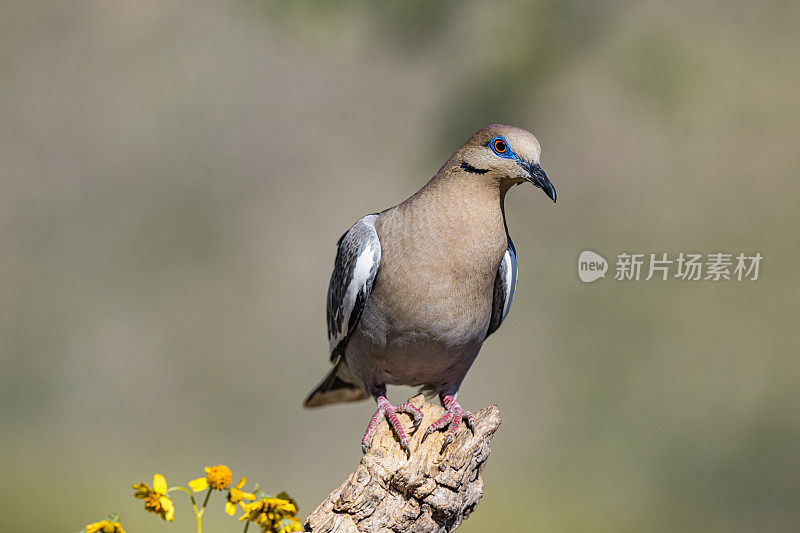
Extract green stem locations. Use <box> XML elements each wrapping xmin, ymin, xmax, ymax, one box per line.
<box><xmin>194</xmin><ymin>487</ymin><xmax>213</xmax><ymax>533</ymax></box>
<box><xmin>167</xmin><ymin>486</ymin><xmax>200</xmax><ymax>515</ymax></box>
<box><xmin>200</xmin><ymin>487</ymin><xmax>212</xmax><ymax>512</ymax></box>
<box><xmin>243</xmin><ymin>521</ymin><xmax>250</xmax><ymax>533</ymax></box>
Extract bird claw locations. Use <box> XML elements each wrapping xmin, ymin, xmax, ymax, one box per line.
<box><xmin>361</xmin><ymin>397</ymin><xmax>423</xmax><ymax>457</ymax></box>
<box><xmin>396</xmin><ymin>401</ymin><xmax>424</xmax><ymax>432</ymax></box>
<box><xmin>421</xmin><ymin>395</ymin><xmax>475</xmax><ymax>453</ymax></box>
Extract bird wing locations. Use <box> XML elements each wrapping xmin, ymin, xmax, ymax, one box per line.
<box><xmin>486</xmin><ymin>238</ymin><xmax>518</xmax><ymax>338</ymax></box>
<box><xmin>327</xmin><ymin>214</ymin><xmax>381</xmax><ymax>361</ymax></box>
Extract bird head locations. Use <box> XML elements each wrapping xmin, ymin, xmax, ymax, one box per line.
<box><xmin>454</xmin><ymin>124</ymin><xmax>556</xmax><ymax>203</ymax></box>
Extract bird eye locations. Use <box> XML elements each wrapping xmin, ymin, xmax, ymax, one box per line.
<box><xmin>493</xmin><ymin>139</ymin><xmax>507</xmax><ymax>153</ymax></box>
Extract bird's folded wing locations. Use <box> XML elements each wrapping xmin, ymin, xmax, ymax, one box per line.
<box><xmin>486</xmin><ymin>238</ymin><xmax>518</xmax><ymax>338</ymax></box>
<box><xmin>327</xmin><ymin>214</ymin><xmax>381</xmax><ymax>360</ymax></box>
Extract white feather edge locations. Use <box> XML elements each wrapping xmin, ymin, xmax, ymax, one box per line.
<box><xmin>501</xmin><ymin>246</ymin><xmax>518</xmax><ymax>321</ymax></box>
<box><xmin>328</xmin><ymin>215</ymin><xmax>380</xmax><ymax>351</ymax></box>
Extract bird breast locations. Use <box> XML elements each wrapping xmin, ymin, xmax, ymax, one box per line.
<box><xmin>370</xmin><ymin>181</ymin><xmax>508</xmax><ymax>344</ymax></box>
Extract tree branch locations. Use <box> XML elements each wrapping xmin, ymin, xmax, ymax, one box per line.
<box><xmin>304</xmin><ymin>394</ymin><xmax>501</xmax><ymax>532</ymax></box>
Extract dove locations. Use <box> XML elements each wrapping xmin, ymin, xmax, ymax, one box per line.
<box><xmin>305</xmin><ymin>124</ymin><xmax>556</xmax><ymax>455</ymax></box>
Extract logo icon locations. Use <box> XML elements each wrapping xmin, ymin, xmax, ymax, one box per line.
<box><xmin>578</xmin><ymin>250</ymin><xmax>608</xmax><ymax>283</ymax></box>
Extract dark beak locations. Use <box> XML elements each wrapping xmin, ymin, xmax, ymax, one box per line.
<box><xmin>522</xmin><ymin>162</ymin><xmax>556</xmax><ymax>203</ymax></box>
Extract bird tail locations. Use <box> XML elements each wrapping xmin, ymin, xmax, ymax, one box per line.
<box><xmin>303</xmin><ymin>360</ymin><xmax>366</xmax><ymax>408</ymax></box>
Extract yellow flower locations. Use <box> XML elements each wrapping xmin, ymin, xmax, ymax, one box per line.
<box><xmin>189</xmin><ymin>464</ymin><xmax>233</xmax><ymax>492</ymax></box>
<box><xmin>225</xmin><ymin>476</ymin><xmax>255</xmax><ymax>516</ymax></box>
<box><xmin>275</xmin><ymin>492</ymin><xmax>297</xmax><ymax>511</ymax></box>
<box><xmin>239</xmin><ymin>496</ymin><xmax>299</xmax><ymax>532</ymax></box>
<box><xmin>132</xmin><ymin>474</ymin><xmax>175</xmax><ymax>521</ymax></box>
<box><xmin>85</xmin><ymin>520</ymin><xmax>126</xmax><ymax>533</ymax></box>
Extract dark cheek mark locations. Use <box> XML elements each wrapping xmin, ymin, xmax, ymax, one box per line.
<box><xmin>460</xmin><ymin>161</ymin><xmax>490</xmax><ymax>174</ymax></box>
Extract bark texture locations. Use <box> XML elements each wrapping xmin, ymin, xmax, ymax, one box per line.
<box><xmin>305</xmin><ymin>394</ymin><xmax>501</xmax><ymax>533</ymax></box>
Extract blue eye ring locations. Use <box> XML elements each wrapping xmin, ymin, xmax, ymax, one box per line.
<box><xmin>488</xmin><ymin>136</ymin><xmax>516</xmax><ymax>159</ymax></box>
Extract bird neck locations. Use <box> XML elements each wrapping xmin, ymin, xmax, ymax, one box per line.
<box><xmin>404</xmin><ymin>171</ymin><xmax>507</xmax><ymax>243</ymax></box>
<box><xmin>423</xmin><ymin>170</ymin><xmax>504</xmax><ymax>206</ymax></box>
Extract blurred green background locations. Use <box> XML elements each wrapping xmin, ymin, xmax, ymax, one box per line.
<box><xmin>2</xmin><ymin>1</ymin><xmax>799</xmax><ymax>531</ymax></box>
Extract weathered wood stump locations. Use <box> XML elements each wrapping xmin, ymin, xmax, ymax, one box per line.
<box><xmin>305</xmin><ymin>394</ymin><xmax>501</xmax><ymax>533</ymax></box>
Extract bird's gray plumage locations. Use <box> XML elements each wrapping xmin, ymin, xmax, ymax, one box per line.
<box><xmin>307</xmin><ymin>210</ymin><xmax>519</xmax><ymax>406</ymax></box>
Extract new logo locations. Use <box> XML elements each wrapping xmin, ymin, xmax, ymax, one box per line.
<box><xmin>578</xmin><ymin>250</ymin><xmax>608</xmax><ymax>283</ymax></box>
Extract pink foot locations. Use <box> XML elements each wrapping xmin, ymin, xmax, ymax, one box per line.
<box><xmin>361</xmin><ymin>395</ymin><xmax>423</xmax><ymax>457</ymax></box>
<box><xmin>422</xmin><ymin>394</ymin><xmax>475</xmax><ymax>452</ymax></box>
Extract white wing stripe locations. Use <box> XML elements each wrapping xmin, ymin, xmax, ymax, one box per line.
<box><xmin>327</xmin><ymin>214</ymin><xmax>381</xmax><ymax>354</ymax></box>
<box><xmin>487</xmin><ymin>240</ymin><xmax>518</xmax><ymax>338</ymax></box>
<box><xmin>335</xmin><ymin>240</ymin><xmax>377</xmax><ymax>347</ymax></box>
<box><xmin>501</xmin><ymin>249</ymin><xmax>517</xmax><ymax>320</ymax></box>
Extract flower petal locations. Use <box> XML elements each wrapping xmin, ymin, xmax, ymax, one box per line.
<box><xmin>161</xmin><ymin>496</ymin><xmax>175</xmax><ymax>521</ymax></box>
<box><xmin>188</xmin><ymin>477</ymin><xmax>209</xmax><ymax>492</ymax></box>
<box><xmin>153</xmin><ymin>474</ymin><xmax>168</xmax><ymax>495</ymax></box>
<box><xmin>225</xmin><ymin>501</ymin><xmax>236</xmax><ymax>516</ymax></box>
<box><xmin>235</xmin><ymin>476</ymin><xmax>247</xmax><ymax>489</ymax></box>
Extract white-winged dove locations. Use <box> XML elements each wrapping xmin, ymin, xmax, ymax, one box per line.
<box><xmin>304</xmin><ymin>124</ymin><xmax>556</xmax><ymax>455</ymax></box>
